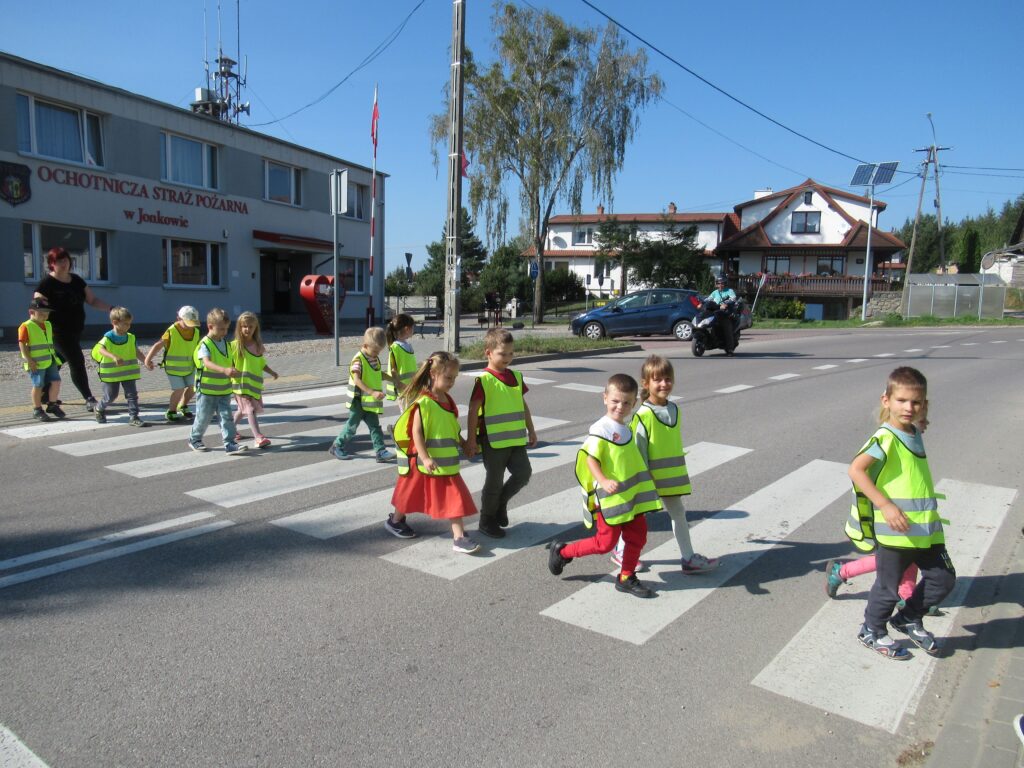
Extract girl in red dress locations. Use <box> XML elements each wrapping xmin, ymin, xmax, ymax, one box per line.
<box><xmin>387</xmin><ymin>351</ymin><xmax>481</xmax><ymax>554</ymax></box>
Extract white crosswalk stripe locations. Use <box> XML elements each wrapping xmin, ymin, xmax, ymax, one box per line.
<box><xmin>539</xmin><ymin>459</ymin><xmax>850</xmax><ymax>645</ymax></box>
<box><xmin>751</xmin><ymin>479</ymin><xmax>1018</xmax><ymax>732</ymax></box>
<box><xmin>381</xmin><ymin>442</ymin><xmax>752</xmax><ymax>580</ymax></box>
<box><xmin>715</xmin><ymin>384</ymin><xmax>753</xmax><ymax>394</ymax></box>
<box><xmin>813</xmin><ymin>364</ymin><xmax>837</xmax><ymax>370</ymax></box>
<box><xmin>554</xmin><ymin>383</ymin><xmax>605</xmax><ymax>393</ymax></box>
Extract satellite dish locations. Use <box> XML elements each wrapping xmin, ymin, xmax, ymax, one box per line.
<box><xmin>980</xmin><ymin>252</ymin><xmax>996</xmax><ymax>271</ymax></box>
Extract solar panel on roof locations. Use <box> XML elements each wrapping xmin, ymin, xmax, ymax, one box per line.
<box><xmin>874</xmin><ymin>162</ymin><xmax>899</xmax><ymax>185</ymax></box>
<box><xmin>850</xmin><ymin>163</ymin><xmax>876</xmax><ymax>186</ymax></box>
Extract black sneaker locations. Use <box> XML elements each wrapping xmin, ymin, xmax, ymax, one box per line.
<box><xmin>890</xmin><ymin>614</ymin><xmax>940</xmax><ymax>656</ymax></box>
<box><xmin>384</xmin><ymin>513</ymin><xmax>417</xmax><ymax>539</ymax></box>
<box><xmin>498</xmin><ymin>506</ymin><xmax>509</xmax><ymax>528</ymax></box>
<box><xmin>547</xmin><ymin>541</ymin><xmax>572</xmax><ymax>575</ymax></box>
<box><xmin>45</xmin><ymin>401</ymin><xmax>66</xmax><ymax>419</ymax></box>
<box><xmin>478</xmin><ymin>521</ymin><xmax>505</xmax><ymax>539</ymax></box>
<box><xmin>615</xmin><ymin>573</ymin><xmax>657</xmax><ymax>599</ymax></box>
<box><xmin>32</xmin><ymin>407</ymin><xmax>51</xmax><ymax>422</ymax></box>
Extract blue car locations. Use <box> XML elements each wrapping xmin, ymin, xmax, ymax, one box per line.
<box><xmin>570</xmin><ymin>288</ymin><xmax>702</xmax><ymax>341</ymax></box>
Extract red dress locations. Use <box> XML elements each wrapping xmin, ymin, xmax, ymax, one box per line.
<box><xmin>390</xmin><ymin>393</ymin><xmax>478</xmax><ymax>520</ymax></box>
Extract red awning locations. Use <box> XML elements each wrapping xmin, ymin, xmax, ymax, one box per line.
<box><xmin>253</xmin><ymin>229</ymin><xmax>333</xmax><ymax>251</ymax></box>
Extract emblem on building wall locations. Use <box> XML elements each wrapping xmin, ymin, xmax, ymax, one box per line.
<box><xmin>0</xmin><ymin>163</ymin><xmax>32</xmax><ymax>207</ymax></box>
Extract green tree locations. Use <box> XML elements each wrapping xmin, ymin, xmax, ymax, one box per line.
<box><xmin>543</xmin><ymin>268</ymin><xmax>585</xmax><ymax>305</ymax></box>
<box><xmin>435</xmin><ymin>4</ymin><xmax>661</xmax><ymax>323</ymax></box>
<box><xmin>958</xmin><ymin>226</ymin><xmax>981</xmax><ymax>274</ymax></box>
<box><xmin>384</xmin><ymin>265</ymin><xmax>413</xmax><ymax>298</ymax></box>
<box><xmin>594</xmin><ymin>216</ymin><xmax>711</xmax><ymax>290</ymax></box>
<box><xmin>417</xmin><ymin>207</ymin><xmax>488</xmax><ymax>307</ymax></box>
<box><xmin>478</xmin><ymin>240</ymin><xmax>532</xmax><ymax>307</ymax></box>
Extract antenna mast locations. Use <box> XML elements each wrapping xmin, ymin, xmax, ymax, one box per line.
<box><xmin>191</xmin><ymin>0</ymin><xmax>250</xmax><ymax>123</ymax></box>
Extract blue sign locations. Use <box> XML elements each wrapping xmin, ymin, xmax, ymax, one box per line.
<box><xmin>529</xmin><ymin>260</ymin><xmax>539</xmax><ymax>280</ymax></box>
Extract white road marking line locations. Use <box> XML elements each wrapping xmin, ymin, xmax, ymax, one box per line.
<box><xmin>961</xmin><ymin>342</ymin><xmax>978</xmax><ymax>346</ymax></box>
<box><xmin>0</xmin><ymin>512</ymin><xmax>217</xmax><ymax>570</ymax></box>
<box><xmin>931</xmin><ymin>345</ymin><xmax>950</xmax><ymax>348</ymax></box>
<box><xmin>269</xmin><ymin>420</ymin><xmax>572</xmax><ymax>538</ymax></box>
<box><xmin>1</xmin><ymin>415</ymin><xmax>130</xmax><ymax>440</ymax></box>
<box><xmin>52</xmin><ymin>403</ymin><xmax>342</xmax><ymax>457</ymax></box>
<box><xmin>0</xmin><ymin>520</ymin><xmax>235</xmax><ymax>590</ymax></box>
<box><xmin>262</xmin><ymin>385</ymin><xmax>348</xmax><ymax>405</ymax></box>
<box><xmin>715</xmin><ymin>384</ymin><xmax>753</xmax><ymax>394</ymax></box>
<box><xmin>990</xmin><ymin>340</ymin><xmax>1006</xmax><ymax>344</ymax></box>
<box><xmin>383</xmin><ymin>442</ymin><xmax>752</xmax><ymax>580</ymax></box>
<box><xmin>812</xmin><ymin>364</ymin><xmax>837</xmax><ymax>370</ymax></box>
<box><xmin>540</xmin><ymin>460</ymin><xmax>849</xmax><ymax>645</ymax></box>
<box><xmin>873</xmin><ymin>353</ymin><xmax>895</xmax><ymax>357</ymax></box>
<box><xmin>669</xmin><ymin>395</ymin><xmax>683</xmax><ymax>402</ymax></box>
<box><xmin>523</xmin><ymin>377</ymin><xmax>555</xmax><ymax>385</ymax></box>
<box><xmin>751</xmin><ymin>479</ymin><xmax>1017</xmax><ymax>733</ymax></box>
<box><xmin>768</xmin><ymin>373</ymin><xmax>799</xmax><ymax>381</ymax></box>
<box><xmin>846</xmin><ymin>358</ymin><xmax>868</xmax><ymax>363</ymax></box>
<box><xmin>554</xmin><ymin>383</ymin><xmax>605</xmax><ymax>393</ymax></box>
<box><xmin>904</xmin><ymin>348</ymin><xmax>923</xmax><ymax>352</ymax></box>
<box><xmin>0</xmin><ymin>725</ymin><xmax>50</xmax><ymax>768</ymax></box>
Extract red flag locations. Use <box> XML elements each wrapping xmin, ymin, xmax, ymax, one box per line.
<box><xmin>461</xmin><ymin>150</ymin><xmax>470</xmax><ymax>177</ymax></box>
<box><xmin>370</xmin><ymin>90</ymin><xmax>380</xmax><ymax>151</ymax></box>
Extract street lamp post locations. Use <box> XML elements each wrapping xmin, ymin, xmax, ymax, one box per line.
<box><xmin>850</xmin><ymin>162</ymin><xmax>899</xmax><ymax>321</ymax></box>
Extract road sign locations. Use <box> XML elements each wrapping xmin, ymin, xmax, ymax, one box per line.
<box><xmin>529</xmin><ymin>261</ymin><xmax>539</xmax><ymax>280</ymax></box>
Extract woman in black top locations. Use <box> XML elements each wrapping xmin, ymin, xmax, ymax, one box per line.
<box><xmin>34</xmin><ymin>247</ymin><xmax>112</xmax><ymax>410</ymax></box>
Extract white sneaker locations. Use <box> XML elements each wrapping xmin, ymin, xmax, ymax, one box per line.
<box><xmin>610</xmin><ymin>550</ymin><xmax>648</xmax><ymax>572</ymax></box>
<box><xmin>681</xmin><ymin>553</ymin><xmax>719</xmax><ymax>574</ymax></box>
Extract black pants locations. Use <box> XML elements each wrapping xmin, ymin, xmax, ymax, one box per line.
<box><xmin>864</xmin><ymin>544</ymin><xmax>956</xmax><ymax>634</ymax></box>
<box><xmin>51</xmin><ymin>330</ymin><xmax>96</xmax><ymax>402</ymax></box>
<box><xmin>479</xmin><ymin>437</ymin><xmax>532</xmax><ymax>526</ymax></box>
<box><xmin>714</xmin><ymin>311</ymin><xmax>736</xmax><ymax>352</ymax></box>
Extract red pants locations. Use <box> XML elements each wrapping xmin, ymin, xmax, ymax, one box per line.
<box><xmin>561</xmin><ymin>512</ymin><xmax>647</xmax><ymax>576</ymax></box>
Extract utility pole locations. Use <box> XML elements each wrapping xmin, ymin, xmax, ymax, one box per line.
<box><xmin>927</xmin><ymin>113</ymin><xmax>950</xmax><ymax>272</ymax></box>
<box><xmin>900</xmin><ymin>157</ymin><xmax>930</xmax><ymax>316</ymax></box>
<box><xmin>442</xmin><ymin>0</ymin><xmax>466</xmax><ymax>353</ymax></box>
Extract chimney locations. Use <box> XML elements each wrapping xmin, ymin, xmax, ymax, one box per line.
<box><xmin>667</xmin><ymin>201</ymin><xmax>677</xmax><ymax>214</ymax></box>
<box><xmin>596</xmin><ymin>204</ymin><xmax>605</xmax><ymax>215</ymax></box>
<box><xmin>754</xmin><ymin>187</ymin><xmax>774</xmax><ymax>199</ymax></box>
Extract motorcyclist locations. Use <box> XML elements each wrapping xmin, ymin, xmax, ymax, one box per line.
<box><xmin>703</xmin><ymin>277</ymin><xmax>738</xmax><ymax>355</ymax></box>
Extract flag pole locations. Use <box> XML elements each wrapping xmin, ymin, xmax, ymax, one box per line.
<box><xmin>368</xmin><ymin>84</ymin><xmax>379</xmax><ymax>328</ymax></box>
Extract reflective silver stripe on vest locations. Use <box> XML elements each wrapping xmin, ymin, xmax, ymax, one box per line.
<box><xmin>425</xmin><ymin>438</ymin><xmax>459</xmax><ymax>449</ymax></box>
<box><xmin>874</xmin><ymin>519</ymin><xmax>943</xmax><ymax>538</ymax></box>
<box><xmin>237</xmin><ymin>371</ymin><xmax>264</xmax><ymax>385</ymax></box>
<box><xmin>486</xmin><ymin>411</ymin><xmax>525</xmax><ymax>426</ymax></box>
<box><xmin>165</xmin><ymin>355</ymin><xmax>192</xmax><ymax>363</ymax></box>
<box><xmin>599</xmin><ymin>489</ymin><xmax>661</xmax><ymax>518</ymax></box>
<box><xmin>420</xmin><ymin>454</ymin><xmax>461</xmax><ymax>468</ymax></box>
<box><xmin>889</xmin><ymin>497</ymin><xmax>938</xmax><ymax>512</ymax></box>
<box><xmin>597</xmin><ymin>470</ymin><xmax>653</xmax><ymax>496</ymax></box>
<box><xmin>647</xmin><ymin>456</ymin><xmax>687</xmax><ymax>471</ymax></box>
<box><xmin>201</xmin><ymin>372</ymin><xmax>229</xmax><ymax>384</ymax></box>
<box><xmin>653</xmin><ymin>476</ymin><xmax>688</xmax><ymax>492</ymax></box>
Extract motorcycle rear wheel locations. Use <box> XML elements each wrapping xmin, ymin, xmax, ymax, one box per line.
<box><xmin>691</xmin><ymin>337</ymin><xmax>705</xmax><ymax>357</ymax></box>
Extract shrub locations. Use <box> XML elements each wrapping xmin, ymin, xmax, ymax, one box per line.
<box><xmin>754</xmin><ymin>297</ymin><xmax>805</xmax><ymax>319</ymax></box>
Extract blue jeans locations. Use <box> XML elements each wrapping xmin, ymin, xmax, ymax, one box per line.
<box><xmin>190</xmin><ymin>392</ymin><xmax>237</xmax><ymax>446</ymax></box>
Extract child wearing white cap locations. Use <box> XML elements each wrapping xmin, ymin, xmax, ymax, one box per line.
<box><xmin>143</xmin><ymin>306</ymin><xmax>202</xmax><ymax>421</ymax></box>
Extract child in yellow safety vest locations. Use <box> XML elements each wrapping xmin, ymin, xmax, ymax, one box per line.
<box><xmin>385</xmin><ymin>313</ymin><xmax>418</xmax><ymax>410</ymax></box>
<box><xmin>328</xmin><ymin>327</ymin><xmax>396</xmax><ymax>462</ymax></box>
<box><xmin>465</xmin><ymin>328</ymin><xmax>536</xmax><ymax>538</ymax></box>
<box><xmin>547</xmin><ymin>373</ymin><xmax>663</xmax><ymax>599</ymax></box>
<box><xmin>188</xmin><ymin>308</ymin><xmax>246</xmax><ymax>454</ymax></box>
<box><xmin>230</xmin><ymin>311</ymin><xmax>279</xmax><ymax>449</ymax></box>
<box><xmin>611</xmin><ymin>355</ymin><xmax>719</xmax><ymax>574</ymax></box>
<box><xmin>387</xmin><ymin>351</ymin><xmax>480</xmax><ymax>554</ymax></box>
<box><xmin>91</xmin><ymin>306</ymin><xmax>148</xmax><ymax>427</ymax></box>
<box><xmin>143</xmin><ymin>305</ymin><xmax>201</xmax><ymax>422</ymax></box>
<box><xmin>847</xmin><ymin>366</ymin><xmax>955</xmax><ymax>660</ymax></box>
<box><xmin>18</xmin><ymin>297</ymin><xmax>63</xmax><ymax>421</ymax></box>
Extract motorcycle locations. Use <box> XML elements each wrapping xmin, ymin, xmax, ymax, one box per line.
<box><xmin>691</xmin><ymin>299</ymin><xmax>744</xmax><ymax>357</ymax></box>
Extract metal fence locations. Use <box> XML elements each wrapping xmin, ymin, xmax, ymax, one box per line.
<box><xmin>905</xmin><ymin>276</ymin><xmax>1005</xmax><ymax>319</ymax></box>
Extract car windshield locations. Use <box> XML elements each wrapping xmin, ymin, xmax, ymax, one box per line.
<box><xmin>609</xmin><ymin>293</ymin><xmax>647</xmax><ymax>310</ymax></box>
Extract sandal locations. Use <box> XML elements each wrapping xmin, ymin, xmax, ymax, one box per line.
<box><xmin>858</xmin><ymin>624</ymin><xmax>911</xmax><ymax>660</ymax></box>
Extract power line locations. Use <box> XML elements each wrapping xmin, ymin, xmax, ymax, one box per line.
<box><xmin>246</xmin><ymin>0</ymin><xmax>427</xmax><ymax>128</ymax></box>
<box><xmin>944</xmin><ymin>164</ymin><xmax>1024</xmax><ymax>172</ymax></box>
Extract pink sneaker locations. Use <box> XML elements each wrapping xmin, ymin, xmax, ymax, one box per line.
<box><xmin>681</xmin><ymin>553</ymin><xmax>718</xmax><ymax>574</ymax></box>
<box><xmin>254</xmin><ymin>436</ymin><xmax>271</xmax><ymax>449</ymax></box>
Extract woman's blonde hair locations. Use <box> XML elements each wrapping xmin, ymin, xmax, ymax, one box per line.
<box><xmin>638</xmin><ymin>354</ymin><xmax>674</xmax><ymax>402</ymax></box>
<box><xmin>234</xmin><ymin>311</ymin><xmax>265</xmax><ymax>354</ymax></box>
<box><xmin>386</xmin><ymin>313</ymin><xmax>416</xmax><ymax>345</ymax></box>
<box><xmin>878</xmin><ymin>366</ymin><xmax>928</xmax><ymax>425</ymax></box>
<box><xmin>401</xmin><ymin>350</ymin><xmax>460</xmax><ymax>402</ymax></box>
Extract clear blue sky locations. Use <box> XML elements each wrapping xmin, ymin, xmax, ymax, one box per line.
<box><xmin>4</xmin><ymin>0</ymin><xmax>1022</xmax><ymax>271</ymax></box>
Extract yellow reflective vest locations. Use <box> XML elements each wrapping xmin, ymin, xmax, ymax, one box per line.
<box><xmin>346</xmin><ymin>351</ymin><xmax>384</xmax><ymax>414</ymax></box>
<box><xmin>575</xmin><ymin>422</ymin><xmax>663</xmax><ymax>527</ymax></box>
<box><xmin>845</xmin><ymin>425</ymin><xmax>944</xmax><ymax>551</ymax></box>
<box><xmin>386</xmin><ymin>342</ymin><xmax>417</xmax><ymax>400</ymax></box>
<box><xmin>20</xmin><ymin>320</ymin><xmax>55</xmax><ymax>371</ymax></box>
<box><xmin>633</xmin><ymin>402</ymin><xmax>691</xmax><ymax>497</ymax></box>
<box><xmin>230</xmin><ymin>340</ymin><xmax>267</xmax><ymax>399</ymax></box>
<box><xmin>91</xmin><ymin>333</ymin><xmax>141</xmax><ymax>382</ymax></box>
<box><xmin>193</xmin><ymin>337</ymin><xmax>233</xmax><ymax>396</ymax></box>
<box><xmin>393</xmin><ymin>394</ymin><xmax>462</xmax><ymax>477</ymax></box>
<box><xmin>477</xmin><ymin>370</ymin><xmax>528</xmax><ymax>448</ymax></box>
<box><xmin>162</xmin><ymin>323</ymin><xmax>200</xmax><ymax>377</ymax></box>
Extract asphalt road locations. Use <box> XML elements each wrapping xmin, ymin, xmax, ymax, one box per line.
<box><xmin>1</xmin><ymin>327</ymin><xmax>1021</xmax><ymax>768</ymax></box>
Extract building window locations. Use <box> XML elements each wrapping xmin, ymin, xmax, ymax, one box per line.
<box><xmin>344</xmin><ymin>182</ymin><xmax>366</xmax><ymax>219</ymax></box>
<box><xmin>22</xmin><ymin>222</ymin><xmax>108</xmax><ymax>282</ymax></box>
<box><xmin>265</xmin><ymin>161</ymin><xmax>302</xmax><ymax>206</ymax></box>
<box><xmin>162</xmin><ymin>239</ymin><xmax>222</xmax><ymax>287</ymax></box>
<box><xmin>337</xmin><ymin>257</ymin><xmax>368</xmax><ymax>293</ymax></box>
<box><xmin>765</xmin><ymin>255</ymin><xmax>790</xmax><ymax>275</ymax></box>
<box><xmin>803</xmin><ymin>191</ymin><xmax>813</xmax><ymax>205</ymax></box>
<box><xmin>791</xmin><ymin>211</ymin><xmax>821</xmax><ymax>234</ymax></box>
<box><xmin>572</xmin><ymin>228</ymin><xmax>593</xmax><ymax>245</ymax></box>
<box><xmin>816</xmin><ymin>256</ymin><xmax>845</xmax><ymax>276</ymax></box>
<box><xmin>160</xmin><ymin>132</ymin><xmax>218</xmax><ymax>189</ymax></box>
<box><xmin>16</xmin><ymin>93</ymin><xmax>104</xmax><ymax>166</ymax></box>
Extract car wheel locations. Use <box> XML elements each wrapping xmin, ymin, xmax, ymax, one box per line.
<box><xmin>583</xmin><ymin>321</ymin><xmax>605</xmax><ymax>340</ymax></box>
<box><xmin>673</xmin><ymin>321</ymin><xmax>694</xmax><ymax>341</ymax></box>
<box><xmin>691</xmin><ymin>337</ymin><xmax>705</xmax><ymax>357</ymax></box>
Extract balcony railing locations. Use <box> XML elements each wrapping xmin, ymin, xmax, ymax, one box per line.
<box><xmin>736</xmin><ymin>274</ymin><xmax>896</xmax><ymax>297</ymax></box>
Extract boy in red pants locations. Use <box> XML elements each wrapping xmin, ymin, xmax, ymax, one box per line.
<box><xmin>547</xmin><ymin>373</ymin><xmax>663</xmax><ymax>598</ymax></box>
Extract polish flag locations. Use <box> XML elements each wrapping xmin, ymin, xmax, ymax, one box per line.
<box><xmin>370</xmin><ymin>89</ymin><xmax>380</xmax><ymax>152</ymax></box>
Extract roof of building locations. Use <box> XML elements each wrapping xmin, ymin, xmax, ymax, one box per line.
<box><xmin>0</xmin><ymin>51</ymin><xmax>384</xmax><ymax>176</ymax></box>
<box><xmin>547</xmin><ymin>211</ymin><xmax>731</xmax><ymax>225</ymax></box>
<box><xmin>733</xmin><ymin>178</ymin><xmax>886</xmax><ymax>212</ymax></box>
